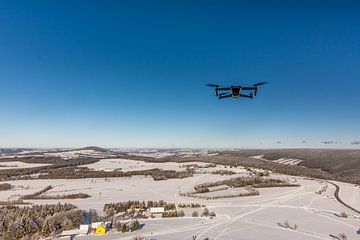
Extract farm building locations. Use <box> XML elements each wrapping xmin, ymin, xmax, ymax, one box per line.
<box><xmin>150</xmin><ymin>207</ymin><xmax>165</xmax><ymax>214</ymax></box>
<box><xmin>79</xmin><ymin>224</ymin><xmax>89</xmax><ymax>235</ymax></box>
<box><xmin>91</xmin><ymin>222</ymin><xmax>103</xmax><ymax>229</ymax></box>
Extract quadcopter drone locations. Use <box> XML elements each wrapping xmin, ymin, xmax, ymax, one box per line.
<box><xmin>206</xmin><ymin>82</ymin><xmax>267</xmax><ymax>100</ymax></box>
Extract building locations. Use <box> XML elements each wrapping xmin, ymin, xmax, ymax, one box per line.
<box><xmin>91</xmin><ymin>222</ymin><xmax>103</xmax><ymax>229</ymax></box>
<box><xmin>56</xmin><ymin>224</ymin><xmax>89</xmax><ymax>238</ymax></box>
<box><xmin>150</xmin><ymin>207</ymin><xmax>165</xmax><ymax>214</ymax></box>
<box><xmin>79</xmin><ymin>224</ymin><xmax>89</xmax><ymax>235</ymax></box>
<box><xmin>96</xmin><ymin>225</ymin><xmax>106</xmax><ymax>235</ymax></box>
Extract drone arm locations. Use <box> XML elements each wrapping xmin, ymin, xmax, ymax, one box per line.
<box><xmin>218</xmin><ymin>93</ymin><xmax>232</xmax><ymax>99</ymax></box>
<box><xmin>241</xmin><ymin>87</ymin><xmax>256</xmax><ymax>90</ymax></box>
<box><xmin>217</xmin><ymin>87</ymin><xmax>231</xmax><ymax>91</ymax></box>
<box><xmin>239</xmin><ymin>93</ymin><xmax>253</xmax><ymax>99</ymax></box>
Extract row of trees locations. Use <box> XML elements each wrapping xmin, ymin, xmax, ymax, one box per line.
<box><xmin>210</xmin><ymin>170</ymin><xmax>236</xmax><ymax>175</ymax></box>
<box><xmin>20</xmin><ymin>185</ymin><xmax>53</xmax><ymax>199</ymax></box>
<box><xmin>38</xmin><ymin>167</ymin><xmax>193</xmax><ymax>181</ymax></box>
<box><xmin>19</xmin><ymin>185</ymin><xmax>90</xmax><ymax>200</ymax></box>
<box><xmin>180</xmin><ymin>163</ymin><xmax>217</xmax><ymax>169</ymax></box>
<box><xmin>162</xmin><ymin>210</ymin><xmax>185</xmax><ymax>218</ymax></box>
<box><xmin>180</xmin><ymin>189</ymin><xmax>260</xmax><ymax>200</ymax></box>
<box><xmin>191</xmin><ymin>208</ymin><xmax>216</xmax><ymax>218</ymax></box>
<box><xmin>178</xmin><ymin>203</ymin><xmax>205</xmax><ymax>208</ymax></box>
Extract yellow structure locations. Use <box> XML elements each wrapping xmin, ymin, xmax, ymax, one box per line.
<box><xmin>95</xmin><ymin>225</ymin><xmax>106</xmax><ymax>235</ymax></box>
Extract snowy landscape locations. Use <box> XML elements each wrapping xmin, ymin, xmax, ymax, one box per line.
<box><xmin>1</xmin><ymin>148</ymin><xmax>360</xmax><ymax>240</ymax></box>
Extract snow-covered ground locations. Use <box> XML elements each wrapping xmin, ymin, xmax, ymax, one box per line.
<box><xmin>0</xmin><ymin>161</ymin><xmax>50</xmax><ymax>170</ymax></box>
<box><xmin>2</xmin><ymin>167</ymin><xmax>360</xmax><ymax>239</ymax></box>
<box><xmin>82</xmin><ymin>158</ymin><xmax>210</xmax><ymax>172</ymax></box>
<box><xmin>335</xmin><ymin>180</ymin><xmax>360</xmax><ymax>211</ymax></box>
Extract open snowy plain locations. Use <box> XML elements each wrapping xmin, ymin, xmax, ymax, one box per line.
<box><xmin>1</xmin><ymin>158</ymin><xmax>360</xmax><ymax>239</ymax></box>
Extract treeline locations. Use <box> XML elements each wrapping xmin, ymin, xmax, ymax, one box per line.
<box><xmin>0</xmin><ymin>157</ymin><xmax>99</xmax><ymax>181</ymax></box>
<box><xmin>39</xmin><ymin>193</ymin><xmax>90</xmax><ymax>200</ymax></box>
<box><xmin>180</xmin><ymin>190</ymin><xmax>260</xmax><ymax>200</ymax></box>
<box><xmin>38</xmin><ymin>168</ymin><xmax>193</xmax><ymax>181</ymax></box>
<box><xmin>210</xmin><ymin>170</ymin><xmax>236</xmax><ymax>175</ymax></box>
<box><xmin>180</xmin><ymin>163</ymin><xmax>217</xmax><ymax>169</ymax></box>
<box><xmin>20</xmin><ymin>185</ymin><xmax>53</xmax><ymax>199</ymax></box>
<box><xmin>162</xmin><ymin>210</ymin><xmax>185</xmax><ymax>218</ymax></box>
<box><xmin>178</xmin><ymin>203</ymin><xmax>205</xmax><ymax>208</ymax></box>
<box><xmin>0</xmin><ymin>203</ymin><xmax>82</xmax><ymax>239</ymax></box>
<box><xmin>0</xmin><ymin>183</ymin><xmax>12</xmax><ymax>191</ymax></box>
<box><xmin>0</xmin><ymin>199</ymin><xmax>29</xmax><ymax>206</ymax></box>
<box><xmin>20</xmin><ymin>185</ymin><xmax>90</xmax><ymax>200</ymax></box>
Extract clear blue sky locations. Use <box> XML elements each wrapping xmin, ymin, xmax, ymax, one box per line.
<box><xmin>0</xmin><ymin>1</ymin><xmax>359</xmax><ymax>148</ymax></box>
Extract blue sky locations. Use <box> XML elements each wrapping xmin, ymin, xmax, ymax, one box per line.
<box><xmin>0</xmin><ymin>1</ymin><xmax>359</xmax><ymax>148</ymax></box>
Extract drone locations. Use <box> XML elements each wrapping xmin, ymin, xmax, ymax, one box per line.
<box><xmin>206</xmin><ymin>82</ymin><xmax>267</xmax><ymax>100</ymax></box>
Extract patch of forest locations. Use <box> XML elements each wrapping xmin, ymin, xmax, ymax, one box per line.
<box><xmin>234</xmin><ymin>149</ymin><xmax>360</xmax><ymax>184</ymax></box>
<box><xmin>193</xmin><ymin>176</ymin><xmax>299</xmax><ymax>192</ymax></box>
<box><xmin>0</xmin><ymin>203</ymin><xmax>82</xmax><ymax>239</ymax></box>
<box><xmin>0</xmin><ymin>157</ymin><xmax>99</xmax><ymax>181</ymax></box>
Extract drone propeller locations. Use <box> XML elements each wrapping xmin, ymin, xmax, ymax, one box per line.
<box><xmin>206</xmin><ymin>84</ymin><xmax>221</xmax><ymax>96</ymax></box>
<box><xmin>206</xmin><ymin>83</ymin><xmax>220</xmax><ymax>87</ymax></box>
<box><xmin>253</xmin><ymin>81</ymin><xmax>267</xmax><ymax>96</ymax></box>
<box><xmin>254</xmin><ymin>81</ymin><xmax>267</xmax><ymax>86</ymax></box>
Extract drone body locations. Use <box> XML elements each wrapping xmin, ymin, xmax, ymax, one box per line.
<box><xmin>207</xmin><ymin>82</ymin><xmax>267</xmax><ymax>100</ymax></box>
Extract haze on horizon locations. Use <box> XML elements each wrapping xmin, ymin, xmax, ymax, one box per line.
<box><xmin>0</xmin><ymin>1</ymin><xmax>359</xmax><ymax>149</ymax></box>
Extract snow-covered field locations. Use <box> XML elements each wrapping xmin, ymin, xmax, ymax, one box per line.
<box><xmin>82</xmin><ymin>158</ymin><xmax>248</xmax><ymax>175</ymax></box>
<box><xmin>82</xmin><ymin>158</ymin><xmax>211</xmax><ymax>172</ymax></box>
<box><xmin>251</xmin><ymin>155</ymin><xmax>303</xmax><ymax>166</ymax></box>
<box><xmin>273</xmin><ymin>158</ymin><xmax>303</xmax><ymax>165</ymax></box>
<box><xmin>0</xmin><ymin>161</ymin><xmax>50</xmax><ymax>170</ymax></box>
<box><xmin>2</xmin><ymin>162</ymin><xmax>360</xmax><ymax>239</ymax></box>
